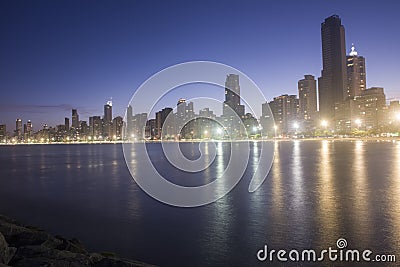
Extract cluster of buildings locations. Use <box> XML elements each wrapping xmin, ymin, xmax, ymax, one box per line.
<box><xmin>126</xmin><ymin>74</ymin><xmax>259</xmax><ymax>140</ymax></box>
<box><xmin>259</xmin><ymin>15</ymin><xmax>400</xmax><ymax>137</ymax></box>
<box><xmin>0</xmin><ymin>101</ymin><xmax>124</xmax><ymax>143</ymax></box>
<box><xmin>1</xmin><ymin>15</ymin><xmax>399</xmax><ymax>143</ymax></box>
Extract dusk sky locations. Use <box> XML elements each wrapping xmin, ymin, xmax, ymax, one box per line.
<box><xmin>1</xmin><ymin>0</ymin><xmax>400</xmax><ymax>131</ymax></box>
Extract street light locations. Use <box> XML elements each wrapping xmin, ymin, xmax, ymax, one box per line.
<box><xmin>321</xmin><ymin>120</ymin><xmax>328</xmax><ymax>128</ymax></box>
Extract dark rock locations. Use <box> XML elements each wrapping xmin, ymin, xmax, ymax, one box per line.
<box><xmin>54</xmin><ymin>236</ymin><xmax>88</xmax><ymax>254</ymax></box>
<box><xmin>0</xmin><ymin>232</ymin><xmax>16</xmax><ymax>265</ymax></box>
<box><xmin>10</xmin><ymin>245</ymin><xmax>90</xmax><ymax>267</ymax></box>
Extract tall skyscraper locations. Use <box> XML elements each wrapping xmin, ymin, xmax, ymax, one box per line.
<box><xmin>176</xmin><ymin>98</ymin><xmax>187</xmax><ymax>134</ymax></box>
<box><xmin>223</xmin><ymin>74</ymin><xmax>244</xmax><ymax>117</ymax></box>
<box><xmin>223</xmin><ymin>74</ymin><xmax>245</xmax><ymax>137</ymax></box>
<box><xmin>298</xmin><ymin>75</ymin><xmax>317</xmax><ymax>122</ymax></box>
<box><xmin>346</xmin><ymin>44</ymin><xmax>366</xmax><ymax>98</ymax></box>
<box><xmin>103</xmin><ymin>100</ymin><xmax>113</xmax><ymax>138</ymax></box>
<box><xmin>25</xmin><ymin>120</ymin><xmax>32</xmax><ymax>138</ymax></box>
<box><xmin>72</xmin><ymin>109</ymin><xmax>79</xmax><ymax>129</ymax></box>
<box><xmin>318</xmin><ymin>15</ymin><xmax>347</xmax><ymax>120</ymax></box>
<box><xmin>65</xmin><ymin>117</ymin><xmax>70</xmax><ymax>131</ymax></box>
<box><xmin>126</xmin><ymin>105</ymin><xmax>133</xmax><ymax>138</ymax></box>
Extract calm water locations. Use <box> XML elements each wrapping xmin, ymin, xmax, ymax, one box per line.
<box><xmin>0</xmin><ymin>141</ymin><xmax>399</xmax><ymax>266</ymax></box>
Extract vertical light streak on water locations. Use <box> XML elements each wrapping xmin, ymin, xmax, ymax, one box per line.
<box><xmin>351</xmin><ymin>140</ymin><xmax>371</xmax><ymax>243</ymax></box>
<box><xmin>207</xmin><ymin>141</ymin><xmax>231</xmax><ymax>262</ymax></box>
<box><xmin>389</xmin><ymin>142</ymin><xmax>400</xmax><ymax>249</ymax></box>
<box><xmin>317</xmin><ymin>140</ymin><xmax>339</xmax><ymax>243</ymax></box>
<box><xmin>270</xmin><ymin>141</ymin><xmax>285</xmax><ymax>243</ymax></box>
<box><xmin>202</xmin><ymin>141</ymin><xmax>212</xmax><ymax>184</ymax></box>
<box><xmin>291</xmin><ymin>140</ymin><xmax>304</xmax><ymax>210</ymax></box>
<box><xmin>125</xmin><ymin>144</ymin><xmax>143</xmax><ymax>219</ymax></box>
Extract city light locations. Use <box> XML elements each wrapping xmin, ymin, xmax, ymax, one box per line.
<box><xmin>293</xmin><ymin>122</ymin><xmax>299</xmax><ymax>130</ymax></box>
<box><xmin>321</xmin><ymin>120</ymin><xmax>328</xmax><ymax>128</ymax></box>
<box><xmin>396</xmin><ymin>113</ymin><xmax>400</xmax><ymax>121</ymax></box>
<box><xmin>355</xmin><ymin>118</ymin><xmax>362</xmax><ymax>127</ymax></box>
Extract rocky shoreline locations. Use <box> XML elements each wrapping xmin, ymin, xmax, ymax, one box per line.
<box><xmin>0</xmin><ymin>215</ymin><xmax>154</xmax><ymax>267</ymax></box>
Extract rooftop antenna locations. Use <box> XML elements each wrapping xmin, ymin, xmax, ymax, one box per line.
<box><xmin>349</xmin><ymin>43</ymin><xmax>358</xmax><ymax>56</ymax></box>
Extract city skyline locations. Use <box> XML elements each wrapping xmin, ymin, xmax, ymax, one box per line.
<box><xmin>1</xmin><ymin>1</ymin><xmax>400</xmax><ymax>130</ymax></box>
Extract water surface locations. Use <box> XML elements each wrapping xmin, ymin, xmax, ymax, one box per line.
<box><xmin>0</xmin><ymin>140</ymin><xmax>399</xmax><ymax>266</ymax></box>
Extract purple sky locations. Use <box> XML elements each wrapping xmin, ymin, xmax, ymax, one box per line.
<box><xmin>1</xmin><ymin>0</ymin><xmax>400</xmax><ymax>131</ymax></box>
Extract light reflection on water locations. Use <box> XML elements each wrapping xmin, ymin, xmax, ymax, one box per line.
<box><xmin>0</xmin><ymin>141</ymin><xmax>399</xmax><ymax>266</ymax></box>
<box><xmin>317</xmin><ymin>140</ymin><xmax>340</xmax><ymax>245</ymax></box>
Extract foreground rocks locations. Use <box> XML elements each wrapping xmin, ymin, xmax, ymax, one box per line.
<box><xmin>0</xmin><ymin>215</ymin><xmax>154</xmax><ymax>267</ymax></box>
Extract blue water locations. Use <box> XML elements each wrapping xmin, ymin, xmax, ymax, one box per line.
<box><xmin>0</xmin><ymin>140</ymin><xmax>399</xmax><ymax>266</ymax></box>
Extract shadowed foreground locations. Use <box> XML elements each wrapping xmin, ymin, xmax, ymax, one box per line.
<box><xmin>0</xmin><ymin>215</ymin><xmax>154</xmax><ymax>267</ymax></box>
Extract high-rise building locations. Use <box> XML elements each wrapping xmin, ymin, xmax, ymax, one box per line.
<box><xmin>72</xmin><ymin>109</ymin><xmax>79</xmax><ymax>129</ymax></box>
<box><xmin>269</xmin><ymin>95</ymin><xmax>299</xmax><ymax>134</ymax></box>
<box><xmin>24</xmin><ymin>120</ymin><xmax>32</xmax><ymax>139</ymax></box>
<box><xmin>175</xmin><ymin>99</ymin><xmax>195</xmax><ymax>137</ymax></box>
<box><xmin>0</xmin><ymin>124</ymin><xmax>6</xmax><ymax>141</ymax></box>
<box><xmin>112</xmin><ymin>116</ymin><xmax>124</xmax><ymax>140</ymax></box>
<box><xmin>176</xmin><ymin>98</ymin><xmax>187</xmax><ymax>135</ymax></box>
<box><xmin>155</xmin><ymin>108</ymin><xmax>174</xmax><ymax>139</ymax></box>
<box><xmin>89</xmin><ymin>116</ymin><xmax>102</xmax><ymax>138</ymax></box>
<box><xmin>126</xmin><ymin>105</ymin><xmax>133</xmax><ymax>138</ymax></box>
<box><xmin>199</xmin><ymin>108</ymin><xmax>216</xmax><ymax>119</ymax></box>
<box><xmin>354</xmin><ymin>87</ymin><xmax>386</xmax><ymax>130</ymax></box>
<box><xmin>388</xmin><ymin>100</ymin><xmax>400</xmax><ymax>123</ymax></box>
<box><xmin>346</xmin><ymin>44</ymin><xmax>366</xmax><ymax>98</ymax></box>
<box><xmin>145</xmin><ymin>119</ymin><xmax>157</xmax><ymax>139</ymax></box>
<box><xmin>132</xmin><ymin>113</ymin><xmax>148</xmax><ymax>139</ymax></box>
<box><xmin>103</xmin><ymin>100</ymin><xmax>113</xmax><ymax>138</ymax></box>
<box><xmin>223</xmin><ymin>74</ymin><xmax>245</xmax><ymax>117</ymax></box>
<box><xmin>334</xmin><ymin>87</ymin><xmax>387</xmax><ymax>133</ymax></box>
<box><xmin>298</xmin><ymin>75</ymin><xmax>317</xmax><ymax>122</ymax></box>
<box><xmin>223</xmin><ymin>74</ymin><xmax>245</xmax><ymax>137</ymax></box>
<box><xmin>318</xmin><ymin>15</ymin><xmax>347</xmax><ymax>120</ymax></box>
<box><xmin>260</xmin><ymin>102</ymin><xmax>274</xmax><ymax>136</ymax></box>
<box><xmin>15</xmin><ymin>119</ymin><xmax>22</xmax><ymax>139</ymax></box>
<box><xmin>65</xmin><ymin>118</ymin><xmax>70</xmax><ymax>131</ymax></box>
